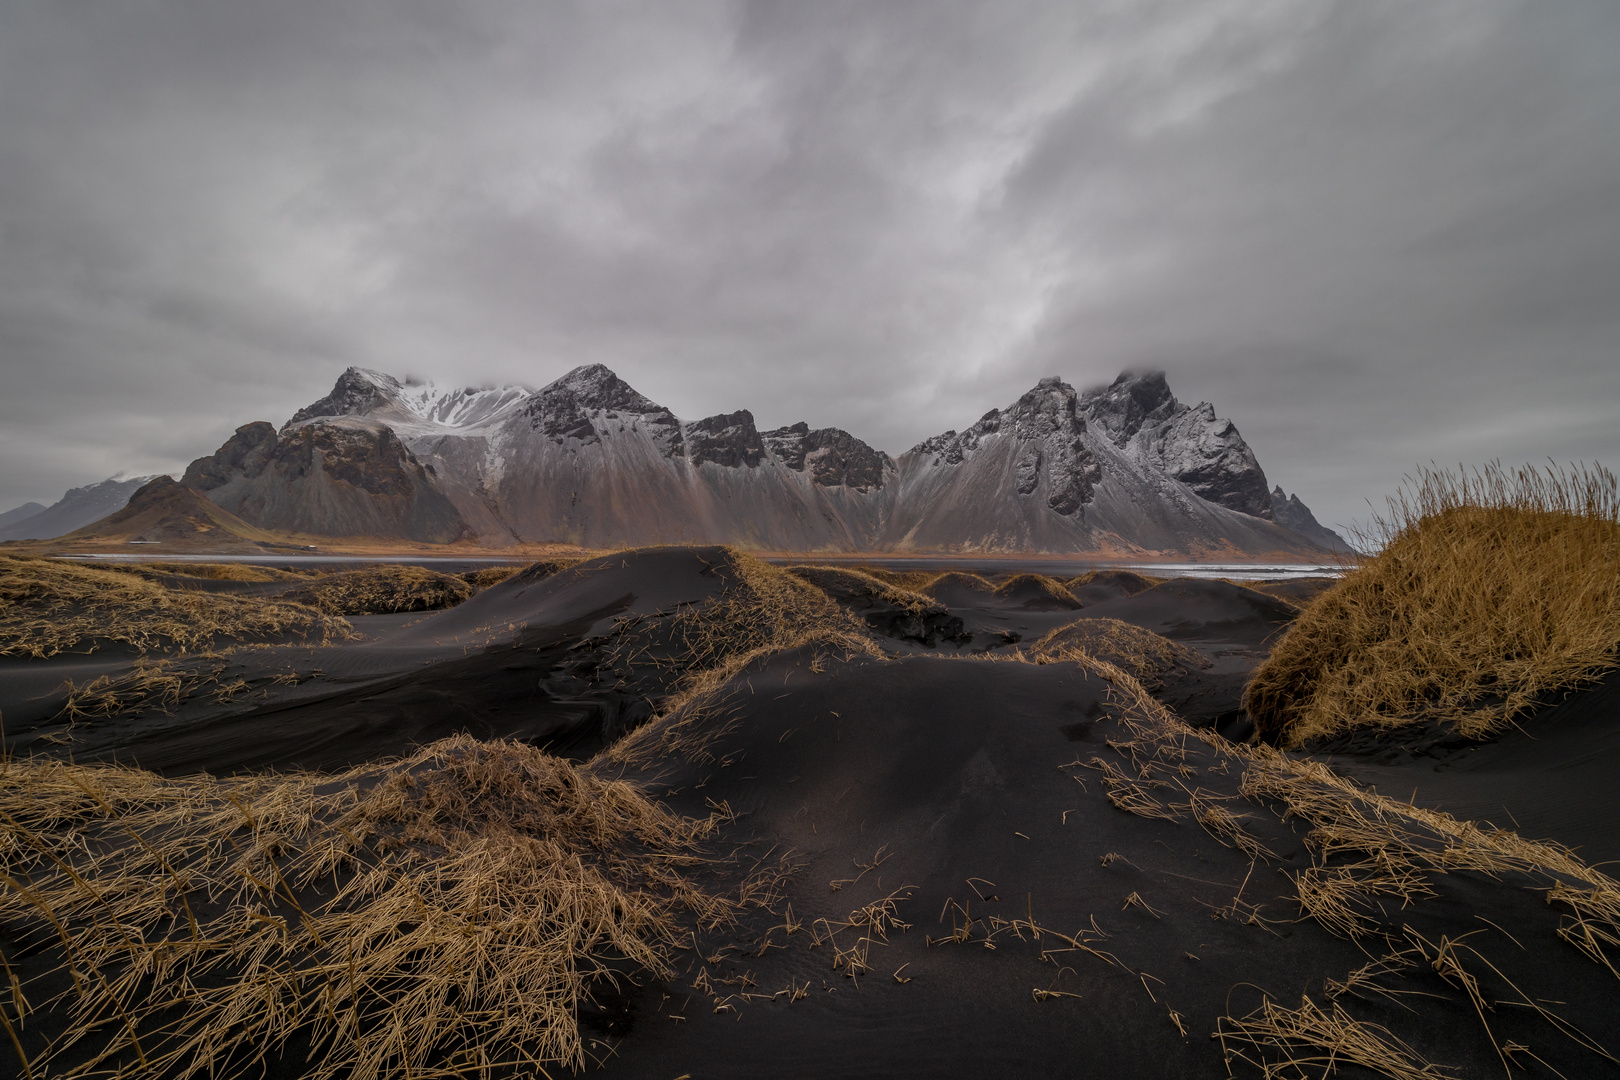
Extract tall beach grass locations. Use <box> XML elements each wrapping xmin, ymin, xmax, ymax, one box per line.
<box><xmin>1244</xmin><ymin>462</ymin><xmax>1620</xmax><ymax>746</ymax></box>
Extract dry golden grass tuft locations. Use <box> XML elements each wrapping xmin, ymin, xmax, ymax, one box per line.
<box><xmin>603</xmin><ymin>549</ymin><xmax>880</xmax><ymax>767</ymax></box>
<box><xmin>0</xmin><ymin>555</ymin><xmax>353</xmax><ymax>658</ymax></box>
<box><xmin>278</xmin><ymin>565</ymin><xmax>474</xmax><ymax>615</ymax></box>
<box><xmin>459</xmin><ymin>565</ymin><xmax>525</xmax><ymax>590</ymax></box>
<box><xmin>0</xmin><ymin>736</ymin><xmax>735</xmax><ymax>1078</ymax></box>
<box><xmin>783</xmin><ymin>564</ymin><xmax>941</xmax><ymax>616</ymax></box>
<box><xmin>993</xmin><ymin>573</ymin><xmax>1081</xmax><ymax>606</ymax></box>
<box><xmin>1245</xmin><ymin>462</ymin><xmax>1620</xmax><ymax>746</ymax></box>
<box><xmin>851</xmin><ymin>566</ymin><xmax>938</xmax><ymax>592</ymax></box>
<box><xmin>920</xmin><ymin>571</ymin><xmax>997</xmax><ymax>599</ymax></box>
<box><xmin>1065</xmin><ymin>569</ymin><xmax>1163</xmax><ymax>593</ymax></box>
<box><xmin>1030</xmin><ymin>617</ymin><xmax>1211</xmax><ymax>688</ymax></box>
<box><xmin>113</xmin><ymin>561</ymin><xmax>311</xmax><ymax>583</ymax></box>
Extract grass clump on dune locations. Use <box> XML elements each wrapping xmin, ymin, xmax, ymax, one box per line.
<box><xmin>0</xmin><ymin>555</ymin><xmax>353</xmax><ymax>658</ymax></box>
<box><xmin>851</xmin><ymin>565</ymin><xmax>938</xmax><ymax>592</ymax></box>
<box><xmin>1245</xmin><ymin>462</ymin><xmax>1620</xmax><ymax>746</ymax></box>
<box><xmin>1030</xmin><ymin>617</ymin><xmax>1211</xmax><ymax>688</ymax></box>
<box><xmin>920</xmin><ymin>571</ymin><xmax>996</xmax><ymax>599</ymax></box>
<box><xmin>994</xmin><ymin>573</ymin><xmax>1082</xmax><ymax>608</ymax></box>
<box><xmin>1065</xmin><ymin>569</ymin><xmax>1161</xmax><ymax>594</ymax></box>
<box><xmin>784</xmin><ymin>565</ymin><xmax>942</xmax><ymax>616</ymax></box>
<box><xmin>279</xmin><ymin>565</ymin><xmax>474</xmax><ymax>614</ymax></box>
<box><xmin>460</xmin><ymin>564</ymin><xmax>526</xmax><ymax>590</ymax></box>
<box><xmin>605</xmin><ymin>550</ymin><xmax>879</xmax><ymax>766</ymax></box>
<box><xmin>94</xmin><ymin>561</ymin><xmax>313</xmax><ymax>583</ymax></box>
<box><xmin>0</xmin><ymin>736</ymin><xmax>734</xmax><ymax>1079</ymax></box>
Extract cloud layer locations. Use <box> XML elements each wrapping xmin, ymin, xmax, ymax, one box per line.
<box><xmin>2</xmin><ymin>0</ymin><xmax>1616</xmax><ymax>536</ymax></box>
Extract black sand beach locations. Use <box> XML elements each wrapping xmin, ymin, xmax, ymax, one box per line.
<box><xmin>2</xmin><ymin>547</ymin><xmax>1617</xmax><ymax>1078</ymax></box>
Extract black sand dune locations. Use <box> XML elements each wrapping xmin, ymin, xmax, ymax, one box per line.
<box><xmin>5</xmin><ymin>547</ymin><xmax>1619</xmax><ymax>1079</ymax></box>
<box><xmin>1066</xmin><ymin>568</ymin><xmax>1158</xmax><ymax>605</ymax></box>
<box><xmin>991</xmin><ymin>572</ymin><xmax>1084</xmax><ymax>610</ymax></box>
<box><xmin>1315</xmin><ymin>666</ymin><xmax>1620</xmax><ymax>868</ymax></box>
<box><xmin>1</xmin><ymin>548</ymin><xmax>737</xmax><ymax>773</ymax></box>
<box><xmin>1076</xmin><ymin>577</ymin><xmax>1299</xmax><ymax>647</ymax></box>
<box><xmin>585</xmin><ymin>646</ymin><xmax>1620</xmax><ymax>1079</ymax></box>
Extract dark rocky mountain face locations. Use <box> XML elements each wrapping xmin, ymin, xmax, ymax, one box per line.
<box><xmin>909</xmin><ymin>379</ymin><xmax>1100</xmax><ymax>517</ymax></box>
<box><xmin>520</xmin><ymin>363</ymin><xmax>685</xmax><ymax>455</ymax></box>
<box><xmin>885</xmin><ymin>372</ymin><xmax>1322</xmax><ymax>556</ymax></box>
<box><xmin>687</xmin><ymin>411</ymin><xmax>766</xmax><ymax>468</ymax></box>
<box><xmin>184</xmin><ymin>420</ymin><xmax>468</xmax><ymax>544</ymax></box>
<box><xmin>1080</xmin><ymin>372</ymin><xmax>1274</xmax><ymax>520</ymax></box>
<box><xmin>760</xmin><ymin>423</ymin><xmax>892</xmax><ymax>491</ymax></box>
<box><xmin>288</xmin><ymin>367</ymin><xmax>401</xmax><ymax>426</ymax></box>
<box><xmin>1271</xmin><ymin>485</ymin><xmax>1353</xmax><ymax>552</ymax></box>
<box><xmin>135</xmin><ymin>364</ymin><xmax>1338</xmax><ymax>557</ymax></box>
<box><xmin>0</xmin><ymin>475</ymin><xmax>166</xmax><ymax>542</ymax></box>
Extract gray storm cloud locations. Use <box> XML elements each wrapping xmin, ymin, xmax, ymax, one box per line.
<box><xmin>1</xmin><ymin>0</ymin><xmax>1616</xmax><ymax>536</ymax></box>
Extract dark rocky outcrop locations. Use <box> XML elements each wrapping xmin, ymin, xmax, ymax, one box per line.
<box><xmin>181</xmin><ymin>422</ymin><xmax>278</xmax><ymax>489</ymax></box>
<box><xmin>686</xmin><ymin>411</ymin><xmax>766</xmax><ymax>468</ymax></box>
<box><xmin>1081</xmin><ymin>372</ymin><xmax>1274</xmax><ymax>520</ymax></box>
<box><xmin>288</xmin><ymin>367</ymin><xmax>403</xmax><ymax>425</ymax></box>
<box><xmin>520</xmin><ymin>364</ymin><xmax>685</xmax><ymax>456</ymax></box>
<box><xmin>1271</xmin><ymin>485</ymin><xmax>1353</xmax><ymax>552</ymax></box>
<box><xmin>184</xmin><ymin>420</ymin><xmax>469</xmax><ymax>543</ymax></box>
<box><xmin>761</xmin><ymin>423</ymin><xmax>892</xmax><ymax>491</ymax></box>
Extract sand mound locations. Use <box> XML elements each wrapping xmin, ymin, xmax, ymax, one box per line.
<box><xmin>0</xmin><ymin>554</ymin><xmax>353</xmax><ymax>658</ymax></box>
<box><xmin>993</xmin><ymin>573</ymin><xmax>1083</xmax><ymax>610</ymax></box>
<box><xmin>589</xmin><ymin>645</ymin><xmax>1620</xmax><ymax>1080</ymax></box>
<box><xmin>0</xmin><ymin>736</ymin><xmax>735</xmax><ymax>1078</ymax></box>
<box><xmin>1246</xmin><ymin>463</ymin><xmax>1620</xmax><ymax>746</ymax></box>
<box><xmin>785</xmin><ymin>565</ymin><xmax>966</xmax><ymax>645</ymax></box>
<box><xmin>919</xmin><ymin>571</ymin><xmax>997</xmax><ymax>608</ymax></box>
<box><xmin>850</xmin><ymin>565</ymin><xmax>938</xmax><ymax>592</ymax></box>
<box><xmin>1066</xmin><ymin>569</ymin><xmax>1159</xmax><ymax>604</ymax></box>
<box><xmin>459</xmin><ymin>564</ymin><xmax>525</xmax><ymax>589</ymax></box>
<box><xmin>279</xmin><ymin>565</ymin><xmax>473</xmax><ymax>614</ymax></box>
<box><xmin>1076</xmin><ymin>576</ymin><xmax>1299</xmax><ymax>646</ymax></box>
<box><xmin>1030</xmin><ymin>617</ymin><xmax>1212</xmax><ymax>687</ymax></box>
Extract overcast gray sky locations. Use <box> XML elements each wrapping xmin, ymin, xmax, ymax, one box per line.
<box><xmin>2</xmin><ymin>0</ymin><xmax>1616</xmax><ymax>537</ymax></box>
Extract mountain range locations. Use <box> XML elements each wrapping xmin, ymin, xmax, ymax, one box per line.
<box><xmin>157</xmin><ymin>365</ymin><xmax>1344</xmax><ymax>556</ymax></box>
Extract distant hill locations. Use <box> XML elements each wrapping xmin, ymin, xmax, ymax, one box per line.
<box><xmin>0</xmin><ymin>501</ymin><xmax>47</xmax><ymax>532</ymax></box>
<box><xmin>54</xmin><ymin>476</ymin><xmax>294</xmax><ymax>551</ymax></box>
<box><xmin>0</xmin><ymin>476</ymin><xmax>163</xmax><ymax>542</ymax></box>
<box><xmin>169</xmin><ymin>364</ymin><xmax>1343</xmax><ymax>557</ymax></box>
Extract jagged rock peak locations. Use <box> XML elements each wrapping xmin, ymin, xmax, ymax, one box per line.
<box><xmin>289</xmin><ymin>366</ymin><xmax>529</xmax><ymax>431</ymax></box>
<box><xmin>762</xmin><ymin>423</ymin><xmax>892</xmax><ymax>491</ymax></box>
<box><xmin>910</xmin><ymin>376</ymin><xmax>1100</xmax><ymax>516</ymax></box>
<box><xmin>1271</xmin><ymin>485</ymin><xmax>1351</xmax><ymax>552</ymax></box>
<box><xmin>1079</xmin><ymin>370</ymin><xmax>1180</xmax><ymax>447</ymax></box>
<box><xmin>288</xmin><ymin>367</ymin><xmax>402</xmax><ymax>426</ymax></box>
<box><xmin>521</xmin><ymin>364</ymin><xmax>685</xmax><ymax>455</ymax></box>
<box><xmin>687</xmin><ymin>410</ymin><xmax>766</xmax><ymax>469</ymax></box>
